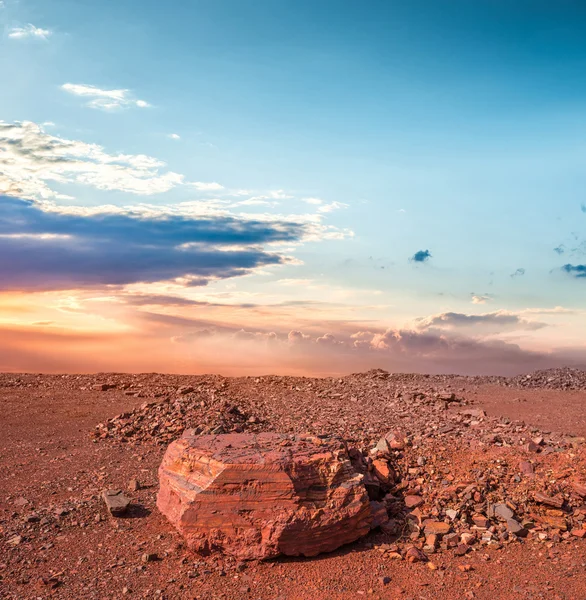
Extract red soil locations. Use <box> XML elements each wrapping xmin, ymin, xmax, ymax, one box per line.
<box><xmin>1</xmin><ymin>371</ymin><xmax>585</xmax><ymax>600</ymax></box>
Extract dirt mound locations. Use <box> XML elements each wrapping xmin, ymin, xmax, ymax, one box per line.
<box><xmin>505</xmin><ymin>368</ymin><xmax>586</xmax><ymax>391</ymax></box>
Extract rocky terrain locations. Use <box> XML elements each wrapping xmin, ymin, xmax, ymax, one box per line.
<box><xmin>1</xmin><ymin>367</ymin><xmax>586</xmax><ymax>599</ymax></box>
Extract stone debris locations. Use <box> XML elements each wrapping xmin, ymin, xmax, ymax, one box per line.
<box><xmin>102</xmin><ymin>489</ymin><xmax>131</xmax><ymax>517</ymax></box>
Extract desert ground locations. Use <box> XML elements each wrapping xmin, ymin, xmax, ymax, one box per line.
<box><xmin>1</xmin><ymin>368</ymin><xmax>586</xmax><ymax>600</ymax></box>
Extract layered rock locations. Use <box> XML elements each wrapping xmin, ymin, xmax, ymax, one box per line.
<box><xmin>157</xmin><ymin>432</ymin><xmax>372</xmax><ymax>559</ymax></box>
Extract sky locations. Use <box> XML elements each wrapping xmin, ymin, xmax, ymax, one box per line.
<box><xmin>0</xmin><ymin>0</ymin><xmax>585</xmax><ymax>376</ymax></box>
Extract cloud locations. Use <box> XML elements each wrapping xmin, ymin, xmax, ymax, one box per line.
<box><xmin>61</xmin><ymin>84</ymin><xmax>150</xmax><ymax>111</ymax></box>
<box><xmin>411</xmin><ymin>249</ymin><xmax>432</xmax><ymax>263</ymax></box>
<box><xmin>8</xmin><ymin>24</ymin><xmax>51</xmax><ymax>40</ymax></box>
<box><xmin>554</xmin><ymin>245</ymin><xmax>565</xmax><ymax>255</ymax></box>
<box><xmin>168</xmin><ymin>133</ymin><xmax>181</xmax><ymax>140</ymax></box>
<box><xmin>278</xmin><ymin>278</ymin><xmax>314</xmax><ymax>286</ymax></box>
<box><xmin>190</xmin><ymin>182</ymin><xmax>224</xmax><ymax>191</ymax></box>
<box><xmin>0</xmin><ymin>196</ymin><xmax>314</xmax><ymax>291</ymax></box>
<box><xmin>0</xmin><ymin>120</ymin><xmax>183</xmax><ymax>199</ymax></box>
<box><xmin>510</xmin><ymin>268</ymin><xmax>525</xmax><ymax>278</ymax></box>
<box><xmin>316</xmin><ymin>201</ymin><xmax>349</xmax><ymax>214</ymax></box>
<box><xmin>471</xmin><ymin>294</ymin><xmax>491</xmax><ymax>304</ymax></box>
<box><xmin>581</xmin><ymin>203</ymin><xmax>586</xmax><ymax>213</ymax></box>
<box><xmin>521</xmin><ymin>306</ymin><xmax>577</xmax><ymax>315</ymax></box>
<box><xmin>161</xmin><ymin>323</ymin><xmax>586</xmax><ymax>377</ymax></box>
<box><xmin>415</xmin><ymin>310</ymin><xmax>547</xmax><ymax>332</ymax></box>
<box><xmin>561</xmin><ymin>264</ymin><xmax>586</xmax><ymax>279</ymax></box>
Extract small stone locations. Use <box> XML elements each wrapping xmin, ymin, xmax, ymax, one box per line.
<box><xmin>372</xmin><ymin>459</ymin><xmax>393</xmax><ymax>484</ymax></box>
<box><xmin>506</xmin><ymin>519</ymin><xmax>528</xmax><ymax>537</ymax></box>
<box><xmin>378</xmin><ymin>576</ymin><xmax>391</xmax><ymax>585</ymax></box>
<box><xmin>525</xmin><ymin>441</ymin><xmax>540</xmax><ymax>453</ymax></box>
<box><xmin>102</xmin><ymin>489</ymin><xmax>131</xmax><ymax>517</ymax></box>
<box><xmin>533</xmin><ymin>492</ymin><xmax>564</xmax><ymax>508</ymax></box>
<box><xmin>571</xmin><ymin>529</ymin><xmax>586</xmax><ymax>538</ymax></box>
<box><xmin>405</xmin><ymin>546</ymin><xmax>427</xmax><ymax>563</ymax></box>
<box><xmin>128</xmin><ymin>479</ymin><xmax>141</xmax><ymax>492</ymax></box>
<box><xmin>519</xmin><ymin>461</ymin><xmax>534</xmax><ymax>476</ymax></box>
<box><xmin>369</xmin><ymin>501</ymin><xmax>389</xmax><ymax>529</ymax></box>
<box><xmin>460</xmin><ymin>532</ymin><xmax>475</xmax><ymax>545</ymax></box>
<box><xmin>142</xmin><ymin>553</ymin><xmax>158</xmax><ymax>563</ymax></box>
<box><xmin>8</xmin><ymin>535</ymin><xmax>22</xmax><ymax>546</ymax></box>
<box><xmin>454</xmin><ymin>543</ymin><xmax>469</xmax><ymax>556</ymax></box>
<box><xmin>424</xmin><ymin>520</ymin><xmax>451</xmax><ymax>536</ymax></box>
<box><xmin>472</xmin><ymin>514</ymin><xmax>489</xmax><ymax>528</ymax></box>
<box><xmin>93</xmin><ymin>383</ymin><xmax>115</xmax><ymax>391</ymax></box>
<box><xmin>488</xmin><ymin>503</ymin><xmax>514</xmax><ymax>521</ymax></box>
<box><xmin>25</xmin><ymin>513</ymin><xmax>40</xmax><ymax>523</ymax></box>
<box><xmin>404</xmin><ymin>495</ymin><xmax>424</xmax><ymax>509</ymax></box>
<box><xmin>445</xmin><ymin>509</ymin><xmax>458</xmax><ymax>520</ymax></box>
<box><xmin>444</xmin><ymin>532</ymin><xmax>460</xmax><ymax>548</ymax></box>
<box><xmin>572</xmin><ymin>482</ymin><xmax>586</xmax><ymax>498</ymax></box>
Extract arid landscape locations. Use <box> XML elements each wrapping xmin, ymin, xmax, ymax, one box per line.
<box><xmin>2</xmin><ymin>367</ymin><xmax>586</xmax><ymax>600</ymax></box>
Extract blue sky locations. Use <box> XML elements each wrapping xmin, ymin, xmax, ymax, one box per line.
<box><xmin>0</xmin><ymin>0</ymin><xmax>584</xmax><ymax>374</ymax></box>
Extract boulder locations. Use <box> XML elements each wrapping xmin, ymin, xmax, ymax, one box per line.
<box><xmin>157</xmin><ymin>432</ymin><xmax>373</xmax><ymax>560</ymax></box>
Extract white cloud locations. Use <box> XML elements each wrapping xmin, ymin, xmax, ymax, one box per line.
<box><xmin>168</xmin><ymin>133</ymin><xmax>181</xmax><ymax>140</ymax></box>
<box><xmin>8</xmin><ymin>24</ymin><xmax>52</xmax><ymax>40</ymax></box>
<box><xmin>61</xmin><ymin>83</ymin><xmax>151</xmax><ymax>111</ymax></box>
<box><xmin>190</xmin><ymin>181</ymin><xmax>224</xmax><ymax>191</ymax></box>
<box><xmin>278</xmin><ymin>278</ymin><xmax>314</xmax><ymax>286</ymax></box>
<box><xmin>471</xmin><ymin>295</ymin><xmax>491</xmax><ymax>304</ymax></box>
<box><xmin>303</xmin><ymin>197</ymin><xmax>324</xmax><ymax>205</ymax></box>
<box><xmin>317</xmin><ymin>201</ymin><xmax>349</xmax><ymax>213</ymax></box>
<box><xmin>0</xmin><ymin>120</ymin><xmax>184</xmax><ymax>200</ymax></box>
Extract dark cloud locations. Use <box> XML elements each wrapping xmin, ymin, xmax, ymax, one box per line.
<box><xmin>510</xmin><ymin>268</ymin><xmax>525</xmax><ymax>278</ymax></box>
<box><xmin>0</xmin><ymin>197</ymin><xmax>309</xmax><ymax>290</ymax></box>
<box><xmin>554</xmin><ymin>245</ymin><xmax>565</xmax><ymax>255</ymax></box>
<box><xmin>561</xmin><ymin>264</ymin><xmax>586</xmax><ymax>278</ymax></box>
<box><xmin>411</xmin><ymin>249</ymin><xmax>432</xmax><ymax>263</ymax></box>
<box><xmin>416</xmin><ymin>311</ymin><xmax>547</xmax><ymax>332</ymax></box>
<box><xmin>581</xmin><ymin>203</ymin><xmax>586</xmax><ymax>213</ymax></box>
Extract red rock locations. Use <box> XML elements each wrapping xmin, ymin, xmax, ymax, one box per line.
<box><xmin>525</xmin><ymin>441</ymin><xmax>540</xmax><ymax>453</ymax></box>
<box><xmin>405</xmin><ymin>546</ymin><xmax>427</xmax><ymax>563</ymax></box>
<box><xmin>571</xmin><ymin>529</ymin><xmax>586</xmax><ymax>538</ymax></box>
<box><xmin>369</xmin><ymin>501</ymin><xmax>390</xmax><ymax>529</ymax></box>
<box><xmin>454</xmin><ymin>543</ymin><xmax>469</xmax><ymax>556</ymax></box>
<box><xmin>372</xmin><ymin>459</ymin><xmax>393</xmax><ymax>484</ymax></box>
<box><xmin>533</xmin><ymin>492</ymin><xmax>564</xmax><ymax>508</ymax></box>
<box><xmin>404</xmin><ymin>495</ymin><xmax>424</xmax><ymax>509</ymax></box>
<box><xmin>573</xmin><ymin>482</ymin><xmax>586</xmax><ymax>498</ymax></box>
<box><xmin>378</xmin><ymin>430</ymin><xmax>408</xmax><ymax>451</ymax></box>
<box><xmin>519</xmin><ymin>461</ymin><xmax>534</xmax><ymax>476</ymax></box>
<box><xmin>424</xmin><ymin>520</ymin><xmax>451</xmax><ymax>536</ymax></box>
<box><xmin>157</xmin><ymin>432</ymin><xmax>372</xmax><ymax>560</ymax></box>
<box><xmin>540</xmin><ymin>515</ymin><xmax>567</xmax><ymax>531</ymax></box>
<box><xmin>472</xmin><ymin>514</ymin><xmax>489</xmax><ymax>528</ymax></box>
